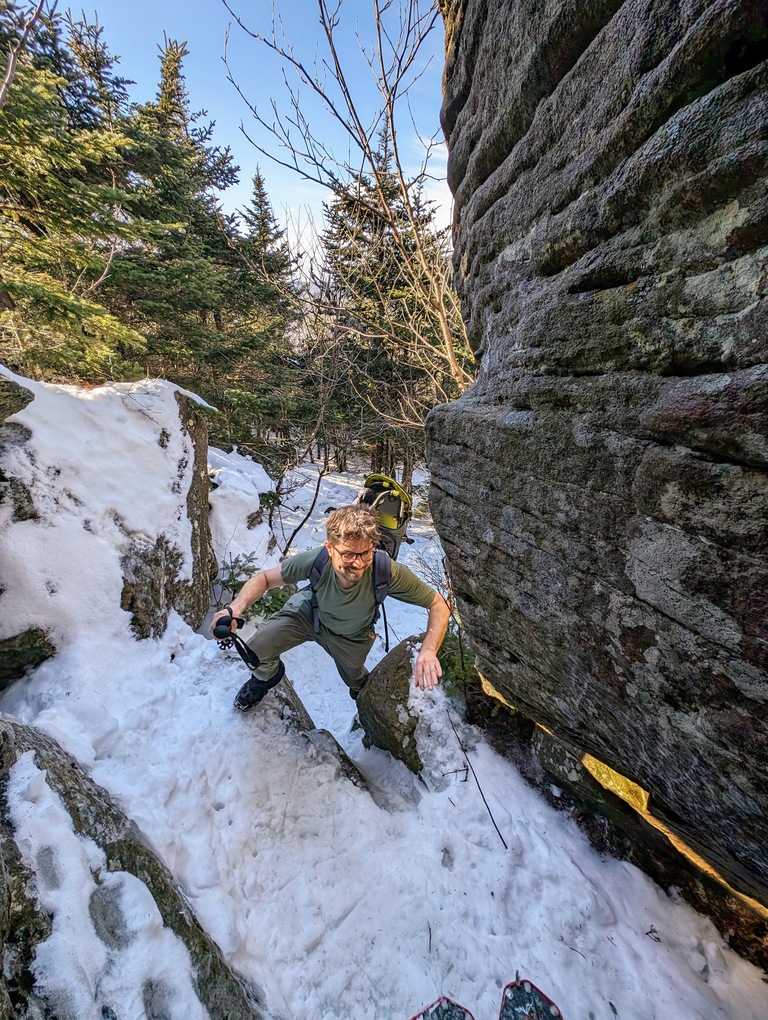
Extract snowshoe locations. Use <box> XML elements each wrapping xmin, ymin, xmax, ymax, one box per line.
<box><xmin>498</xmin><ymin>975</ymin><xmax>563</xmax><ymax>1018</ymax></box>
<box><xmin>409</xmin><ymin>997</ymin><xmax>475</xmax><ymax>1020</ymax></box>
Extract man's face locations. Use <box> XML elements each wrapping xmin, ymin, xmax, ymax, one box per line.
<box><xmin>325</xmin><ymin>537</ymin><xmax>375</xmax><ymax>586</ymax></box>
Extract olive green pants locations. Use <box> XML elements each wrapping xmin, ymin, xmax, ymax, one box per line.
<box><xmin>245</xmin><ymin>591</ymin><xmax>374</xmax><ymax>691</ymax></box>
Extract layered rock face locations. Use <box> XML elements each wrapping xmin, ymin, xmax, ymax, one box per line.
<box><xmin>428</xmin><ymin>0</ymin><xmax>767</xmax><ymax>906</ymax></box>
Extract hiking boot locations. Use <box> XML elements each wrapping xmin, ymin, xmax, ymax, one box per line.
<box><xmin>348</xmin><ymin>674</ymin><xmax>370</xmax><ymax>701</ymax></box>
<box><xmin>234</xmin><ymin>662</ymin><xmax>285</xmax><ymax>712</ymax></box>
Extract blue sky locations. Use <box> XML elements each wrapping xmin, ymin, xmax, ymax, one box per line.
<box><xmin>80</xmin><ymin>0</ymin><xmax>449</xmax><ymax>237</ymax></box>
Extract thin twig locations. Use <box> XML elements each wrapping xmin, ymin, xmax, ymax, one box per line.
<box><xmin>446</xmin><ymin>709</ymin><xmax>508</xmax><ymax>849</ymax></box>
<box><xmin>559</xmin><ymin>935</ymin><xmax>586</xmax><ymax>958</ymax></box>
<box><xmin>281</xmin><ymin>459</ymin><xmax>329</xmax><ymax>556</ymax></box>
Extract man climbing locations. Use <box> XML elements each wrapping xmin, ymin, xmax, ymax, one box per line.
<box><xmin>210</xmin><ymin>504</ymin><xmax>451</xmax><ymax>711</ymax></box>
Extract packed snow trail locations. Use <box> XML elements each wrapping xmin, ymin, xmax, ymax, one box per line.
<box><xmin>1</xmin><ymin>373</ymin><xmax>766</xmax><ymax>1020</ymax></box>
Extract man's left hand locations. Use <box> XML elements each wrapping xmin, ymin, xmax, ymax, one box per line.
<box><xmin>414</xmin><ymin>649</ymin><xmax>442</xmax><ymax>691</ymax></box>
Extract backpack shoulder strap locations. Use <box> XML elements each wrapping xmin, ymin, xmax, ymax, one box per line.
<box><xmin>309</xmin><ymin>546</ymin><xmax>330</xmax><ymax>635</ymax></box>
<box><xmin>309</xmin><ymin>546</ymin><xmax>330</xmax><ymax>589</ymax></box>
<box><xmin>372</xmin><ymin>548</ymin><xmax>392</xmax><ymax>652</ymax></box>
<box><xmin>372</xmin><ymin>548</ymin><xmax>391</xmax><ymax>611</ymax></box>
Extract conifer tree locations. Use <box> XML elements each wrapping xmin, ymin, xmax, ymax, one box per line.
<box><xmin>233</xmin><ymin>169</ymin><xmax>294</xmax><ymax>320</ymax></box>
<box><xmin>155</xmin><ymin>35</ymin><xmax>187</xmax><ymax>134</ymax></box>
<box><xmin>201</xmin><ymin>171</ymin><xmax>311</xmax><ymax>462</ymax></box>
<box><xmin>0</xmin><ymin>4</ymin><xmax>146</xmax><ymax>380</ymax></box>
<box><xmin>103</xmin><ymin>37</ymin><xmax>240</xmax><ymax>375</ymax></box>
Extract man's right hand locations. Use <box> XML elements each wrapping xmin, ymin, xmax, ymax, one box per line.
<box><xmin>210</xmin><ymin>608</ymin><xmax>237</xmax><ymax>635</ymax></box>
<box><xmin>210</xmin><ymin>564</ymin><xmax>285</xmax><ymax>637</ymax></box>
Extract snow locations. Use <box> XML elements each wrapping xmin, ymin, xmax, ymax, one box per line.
<box><xmin>1</xmin><ymin>366</ymin><xmax>767</xmax><ymax>1020</ymax></box>
<box><xmin>8</xmin><ymin>752</ymin><xmax>209</xmax><ymax>1020</ymax></box>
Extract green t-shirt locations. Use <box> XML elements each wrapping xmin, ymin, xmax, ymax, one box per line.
<box><xmin>280</xmin><ymin>546</ymin><xmax>436</xmax><ymax>640</ymax></box>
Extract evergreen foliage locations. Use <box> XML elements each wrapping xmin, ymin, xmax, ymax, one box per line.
<box><xmin>0</xmin><ymin>2</ymin><xmax>470</xmax><ymax>488</ymax></box>
<box><xmin>0</xmin><ymin>6</ymin><xmax>300</xmax><ymax>454</ymax></box>
<box><xmin>0</xmin><ymin>4</ymin><xmax>146</xmax><ymax>379</ymax></box>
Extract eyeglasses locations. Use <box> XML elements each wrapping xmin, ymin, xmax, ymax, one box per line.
<box><xmin>330</xmin><ymin>544</ymin><xmax>374</xmax><ymax>564</ymax></box>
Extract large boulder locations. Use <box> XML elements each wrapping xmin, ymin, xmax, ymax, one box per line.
<box><xmin>0</xmin><ymin>380</ymin><xmax>217</xmax><ymax>667</ymax></box>
<box><xmin>0</xmin><ymin>715</ymin><xmax>263</xmax><ymax>1018</ymax></box>
<box><xmin>428</xmin><ymin>0</ymin><xmax>768</xmax><ymax>921</ymax></box>
<box><xmin>357</xmin><ymin>638</ymin><xmax>424</xmax><ymax>774</ymax></box>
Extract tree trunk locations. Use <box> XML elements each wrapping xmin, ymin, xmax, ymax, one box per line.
<box><xmin>401</xmin><ymin>448</ymin><xmax>414</xmax><ymax>493</ymax></box>
<box><xmin>371</xmin><ymin>439</ymin><xmax>389</xmax><ymax>474</ymax></box>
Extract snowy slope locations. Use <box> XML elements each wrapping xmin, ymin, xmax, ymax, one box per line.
<box><xmin>1</xmin><ymin>368</ymin><xmax>766</xmax><ymax>1020</ymax></box>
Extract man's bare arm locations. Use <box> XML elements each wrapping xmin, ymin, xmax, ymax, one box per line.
<box><xmin>210</xmin><ymin>564</ymin><xmax>285</xmax><ymax>633</ymax></box>
<box><xmin>413</xmin><ymin>593</ymin><xmax>451</xmax><ymax>691</ymax></box>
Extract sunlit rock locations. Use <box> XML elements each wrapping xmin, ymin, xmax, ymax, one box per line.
<box><xmin>358</xmin><ymin>638</ymin><xmax>424</xmax><ymax>774</ymax></box>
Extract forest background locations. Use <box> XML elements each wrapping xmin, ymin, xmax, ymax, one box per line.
<box><xmin>0</xmin><ymin>0</ymin><xmax>472</xmax><ymax>492</ymax></box>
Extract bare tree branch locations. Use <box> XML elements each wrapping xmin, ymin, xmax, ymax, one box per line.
<box><xmin>222</xmin><ymin>0</ymin><xmax>473</xmax><ymax>471</ymax></box>
<box><xmin>0</xmin><ymin>0</ymin><xmax>47</xmax><ymax>110</ymax></box>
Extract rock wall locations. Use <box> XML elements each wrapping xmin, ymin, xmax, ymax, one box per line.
<box><xmin>120</xmin><ymin>393</ymin><xmax>217</xmax><ymax>640</ymax></box>
<box><xmin>174</xmin><ymin>392</ymin><xmax>219</xmax><ymax>629</ymax></box>
<box><xmin>0</xmin><ymin>379</ymin><xmax>55</xmax><ymax>685</ymax></box>
<box><xmin>428</xmin><ymin>0</ymin><xmax>768</xmax><ymax>910</ymax></box>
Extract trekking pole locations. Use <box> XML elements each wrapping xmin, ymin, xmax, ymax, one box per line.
<box><xmin>213</xmin><ymin>605</ymin><xmax>244</xmax><ymax>640</ymax></box>
<box><xmin>213</xmin><ymin>608</ymin><xmax>262</xmax><ymax>670</ymax></box>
